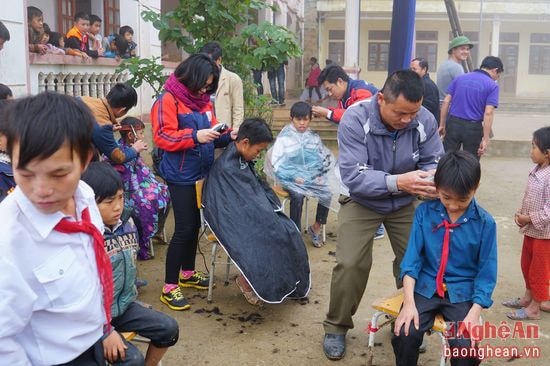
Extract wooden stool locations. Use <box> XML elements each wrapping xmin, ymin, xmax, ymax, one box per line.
<box><xmin>366</xmin><ymin>289</ymin><xmax>448</xmax><ymax>366</ymax></box>
<box><xmin>118</xmin><ymin>332</ymin><xmax>162</xmax><ymax>366</ymax></box>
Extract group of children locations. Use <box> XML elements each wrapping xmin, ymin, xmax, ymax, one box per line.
<box><xmin>27</xmin><ymin>6</ymin><xmax>137</xmax><ymax>59</ymax></box>
<box><xmin>0</xmin><ymin>66</ymin><xmax>549</xmax><ymax>364</ymax></box>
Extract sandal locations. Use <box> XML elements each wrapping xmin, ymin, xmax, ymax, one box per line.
<box><xmin>506</xmin><ymin>308</ymin><xmax>541</xmax><ymax>321</ymax></box>
<box><xmin>502</xmin><ymin>298</ymin><xmax>526</xmax><ymax>309</ymax></box>
<box><xmin>235</xmin><ymin>276</ymin><xmax>264</xmax><ymax>307</ymax></box>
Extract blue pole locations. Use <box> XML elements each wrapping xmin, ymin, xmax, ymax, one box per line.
<box><xmin>388</xmin><ymin>0</ymin><xmax>417</xmax><ymax>74</ymax></box>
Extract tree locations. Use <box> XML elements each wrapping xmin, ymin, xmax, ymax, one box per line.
<box><xmin>120</xmin><ymin>0</ymin><xmax>302</xmax><ymax>122</ymax></box>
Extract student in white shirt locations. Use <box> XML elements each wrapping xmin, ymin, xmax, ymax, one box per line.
<box><xmin>0</xmin><ymin>92</ymin><xmax>112</xmax><ymax>365</ymax></box>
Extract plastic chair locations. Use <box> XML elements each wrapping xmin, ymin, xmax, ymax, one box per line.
<box><xmin>271</xmin><ymin>184</ymin><xmax>326</xmax><ymax>243</ymax></box>
<box><xmin>195</xmin><ymin>179</ymin><xmax>232</xmax><ymax>303</ymax></box>
<box><xmin>366</xmin><ymin>289</ymin><xmax>448</xmax><ymax>366</ymax></box>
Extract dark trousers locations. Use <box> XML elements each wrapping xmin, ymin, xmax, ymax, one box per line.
<box><xmin>308</xmin><ymin>86</ymin><xmax>322</xmax><ymax>100</ymax></box>
<box><xmin>391</xmin><ymin>293</ymin><xmax>478</xmax><ymax>366</ymax></box>
<box><xmin>165</xmin><ymin>184</ymin><xmax>200</xmax><ymax>284</ymax></box>
<box><xmin>55</xmin><ymin>337</ymin><xmax>104</xmax><ymax>366</ymax></box>
<box><xmin>443</xmin><ymin>116</ymin><xmax>483</xmax><ymax>160</ymax></box>
<box><xmin>267</xmin><ymin>64</ymin><xmax>286</xmax><ymax>104</ymax></box>
<box><xmin>288</xmin><ymin>190</ymin><xmax>329</xmax><ymax>230</ymax></box>
<box><xmin>252</xmin><ymin>69</ymin><xmax>263</xmax><ymax>95</ymax></box>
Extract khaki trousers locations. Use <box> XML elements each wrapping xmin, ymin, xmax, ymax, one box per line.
<box><xmin>323</xmin><ymin>197</ymin><xmax>415</xmax><ymax>334</ymax></box>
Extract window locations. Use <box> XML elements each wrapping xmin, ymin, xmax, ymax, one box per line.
<box><xmin>103</xmin><ymin>0</ymin><xmax>120</xmax><ymax>36</ymax></box>
<box><xmin>56</xmin><ymin>0</ymin><xmax>119</xmax><ymax>36</ymax></box>
<box><xmin>529</xmin><ymin>33</ymin><xmax>550</xmax><ymax>74</ymax></box>
<box><xmin>368</xmin><ymin>30</ymin><xmax>390</xmax><ymax>71</ymax></box>
<box><xmin>328</xmin><ymin>30</ymin><xmax>345</xmax><ymax>66</ymax></box>
<box><xmin>415</xmin><ymin>31</ymin><xmax>438</xmax><ymax>71</ymax></box>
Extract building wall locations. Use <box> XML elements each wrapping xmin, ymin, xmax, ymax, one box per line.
<box><xmin>315</xmin><ymin>0</ymin><xmax>550</xmax><ymax>97</ymax></box>
<box><xmin>0</xmin><ymin>2</ymin><xmax>28</xmax><ymax>97</ymax></box>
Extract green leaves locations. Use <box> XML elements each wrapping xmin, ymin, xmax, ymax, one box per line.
<box><xmin>116</xmin><ymin>57</ymin><xmax>168</xmax><ymax>98</ymax></box>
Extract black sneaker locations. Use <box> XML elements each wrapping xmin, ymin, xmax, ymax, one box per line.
<box><xmin>160</xmin><ymin>287</ymin><xmax>190</xmax><ymax>311</ymax></box>
<box><xmin>178</xmin><ymin>270</ymin><xmax>210</xmax><ymax>290</ymax></box>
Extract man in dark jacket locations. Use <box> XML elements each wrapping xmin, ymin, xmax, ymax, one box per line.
<box><xmin>410</xmin><ymin>57</ymin><xmax>440</xmax><ymax>123</ymax></box>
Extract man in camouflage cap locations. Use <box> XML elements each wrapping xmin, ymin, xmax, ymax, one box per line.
<box><xmin>436</xmin><ymin>35</ymin><xmax>474</xmax><ymax>102</ymax></box>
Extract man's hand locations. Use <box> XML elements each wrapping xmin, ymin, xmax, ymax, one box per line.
<box><xmin>394</xmin><ymin>302</ymin><xmax>419</xmax><ymax>336</ymax></box>
<box><xmin>312</xmin><ymin>106</ymin><xmax>329</xmax><ymax>118</ymax></box>
<box><xmin>230</xmin><ymin>129</ymin><xmax>238</xmax><ymax>140</ymax></box>
<box><xmin>132</xmin><ymin>139</ymin><xmax>148</xmax><ymax>153</ymax></box>
<box><xmin>438</xmin><ymin>125</ymin><xmax>446</xmax><ymax>139</ymax></box>
<box><xmin>102</xmin><ymin>331</ymin><xmax>127</xmax><ymax>363</ymax></box>
<box><xmin>396</xmin><ymin>170</ymin><xmax>437</xmax><ymax>198</ymax></box>
<box><xmin>477</xmin><ymin>138</ymin><xmax>488</xmax><ymax>156</ymax></box>
<box><xmin>197</xmin><ymin>129</ymin><xmax>220</xmax><ymax>143</ymax></box>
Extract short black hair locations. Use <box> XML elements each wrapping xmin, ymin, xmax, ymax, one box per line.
<box><xmin>81</xmin><ymin>162</ymin><xmax>123</xmax><ymax>203</ymax></box>
<box><xmin>4</xmin><ymin>92</ymin><xmax>94</xmax><ymax>169</ymax></box>
<box><xmin>27</xmin><ymin>6</ymin><xmax>43</xmax><ymax>20</ymax></box>
<box><xmin>381</xmin><ymin>69</ymin><xmax>424</xmax><ymax>103</ymax></box>
<box><xmin>119</xmin><ymin>25</ymin><xmax>134</xmax><ymax>36</ymax></box>
<box><xmin>106</xmin><ymin>83</ymin><xmax>137</xmax><ymax>109</ymax></box>
<box><xmin>318</xmin><ymin>64</ymin><xmax>349</xmax><ymax>85</ymax></box>
<box><xmin>412</xmin><ymin>57</ymin><xmax>429</xmax><ymax>72</ymax></box>
<box><xmin>110</xmin><ymin>34</ymin><xmax>128</xmax><ymax>53</ymax></box>
<box><xmin>0</xmin><ymin>21</ymin><xmax>10</xmax><ymax>41</ymax></box>
<box><xmin>480</xmin><ymin>56</ymin><xmax>504</xmax><ymax>73</ymax></box>
<box><xmin>74</xmin><ymin>12</ymin><xmax>90</xmax><ymax>22</ymax></box>
<box><xmin>42</xmin><ymin>23</ymin><xmax>51</xmax><ymax>36</ymax></box>
<box><xmin>90</xmin><ymin>14</ymin><xmax>102</xmax><ymax>25</ymax></box>
<box><xmin>236</xmin><ymin>118</ymin><xmax>273</xmax><ymax>145</ymax></box>
<box><xmin>532</xmin><ymin>126</ymin><xmax>550</xmax><ymax>154</ymax></box>
<box><xmin>290</xmin><ymin>101</ymin><xmax>312</xmax><ymax>119</ymax></box>
<box><xmin>310</xmin><ymin>57</ymin><xmax>317</xmax><ymax>64</ymax></box>
<box><xmin>0</xmin><ymin>99</ymin><xmax>14</xmax><ymax>136</ymax></box>
<box><xmin>49</xmin><ymin>32</ymin><xmax>65</xmax><ymax>48</ymax></box>
<box><xmin>0</xmin><ymin>83</ymin><xmax>13</xmax><ymax>100</ymax></box>
<box><xmin>119</xmin><ymin>116</ymin><xmax>145</xmax><ymax>140</ymax></box>
<box><xmin>199</xmin><ymin>41</ymin><xmax>223</xmax><ymax>62</ymax></box>
<box><xmin>174</xmin><ymin>53</ymin><xmax>220</xmax><ymax>95</ymax></box>
<box><xmin>434</xmin><ymin>151</ymin><xmax>481</xmax><ymax>197</ymax></box>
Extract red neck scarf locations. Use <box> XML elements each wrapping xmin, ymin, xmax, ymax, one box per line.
<box><xmin>54</xmin><ymin>208</ymin><xmax>113</xmax><ymax>330</ymax></box>
<box><xmin>434</xmin><ymin>219</ymin><xmax>460</xmax><ymax>297</ymax></box>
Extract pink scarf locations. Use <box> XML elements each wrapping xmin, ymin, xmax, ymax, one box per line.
<box><xmin>164</xmin><ymin>73</ymin><xmax>210</xmax><ymax>111</ymax></box>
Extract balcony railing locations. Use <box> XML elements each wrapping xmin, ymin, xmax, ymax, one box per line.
<box><xmin>38</xmin><ymin>71</ymin><xmax>128</xmax><ymax>97</ymax></box>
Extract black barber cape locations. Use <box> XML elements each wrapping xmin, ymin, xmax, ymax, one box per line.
<box><xmin>203</xmin><ymin>143</ymin><xmax>311</xmax><ymax>303</ymax></box>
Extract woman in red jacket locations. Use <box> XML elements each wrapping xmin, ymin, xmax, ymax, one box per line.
<box><xmin>151</xmin><ymin>53</ymin><xmax>235</xmax><ymax>311</ymax></box>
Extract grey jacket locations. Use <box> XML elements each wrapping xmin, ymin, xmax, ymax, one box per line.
<box><xmin>337</xmin><ymin>98</ymin><xmax>444</xmax><ymax>214</ymax></box>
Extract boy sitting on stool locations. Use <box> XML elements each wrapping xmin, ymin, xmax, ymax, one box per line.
<box><xmin>392</xmin><ymin>151</ymin><xmax>497</xmax><ymax>366</ymax></box>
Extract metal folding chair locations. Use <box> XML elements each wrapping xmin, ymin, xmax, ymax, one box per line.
<box><xmin>195</xmin><ymin>179</ymin><xmax>232</xmax><ymax>303</ymax></box>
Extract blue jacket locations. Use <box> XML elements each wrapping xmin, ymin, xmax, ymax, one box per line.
<box><xmin>151</xmin><ymin>92</ymin><xmax>232</xmax><ymax>186</ymax></box>
<box><xmin>337</xmin><ymin>98</ymin><xmax>444</xmax><ymax>214</ymax></box>
<box><xmin>103</xmin><ymin>214</ymin><xmax>139</xmax><ymax>318</ymax></box>
<box><xmin>0</xmin><ymin>160</ymin><xmax>15</xmax><ymax>203</ymax></box>
<box><xmin>400</xmin><ymin>199</ymin><xmax>498</xmax><ymax>308</ymax></box>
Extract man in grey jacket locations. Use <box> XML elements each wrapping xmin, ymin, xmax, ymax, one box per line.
<box><xmin>322</xmin><ymin>70</ymin><xmax>444</xmax><ymax>360</ymax></box>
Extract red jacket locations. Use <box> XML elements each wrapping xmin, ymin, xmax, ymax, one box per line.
<box><xmin>327</xmin><ymin>79</ymin><xmax>378</xmax><ymax>123</ymax></box>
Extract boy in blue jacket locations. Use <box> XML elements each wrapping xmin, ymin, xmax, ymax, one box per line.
<box><xmin>392</xmin><ymin>151</ymin><xmax>497</xmax><ymax>366</ymax></box>
<box><xmin>82</xmin><ymin>162</ymin><xmax>179</xmax><ymax>365</ymax></box>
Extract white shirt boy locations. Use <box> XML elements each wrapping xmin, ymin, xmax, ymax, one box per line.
<box><xmin>0</xmin><ymin>181</ymin><xmax>106</xmax><ymax>365</ymax></box>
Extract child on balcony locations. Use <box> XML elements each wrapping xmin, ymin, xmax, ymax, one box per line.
<box><xmin>119</xmin><ymin>25</ymin><xmax>137</xmax><ymax>58</ymax></box>
<box><xmin>102</xmin><ymin>33</ymin><xmax>128</xmax><ymax>59</ymax></box>
<box><xmin>88</xmin><ymin>15</ymin><xmax>104</xmax><ymax>54</ymax></box>
<box><xmin>27</xmin><ymin>6</ymin><xmax>47</xmax><ymax>54</ymax></box>
<box><xmin>66</xmin><ymin>12</ymin><xmax>102</xmax><ymax>59</ymax></box>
